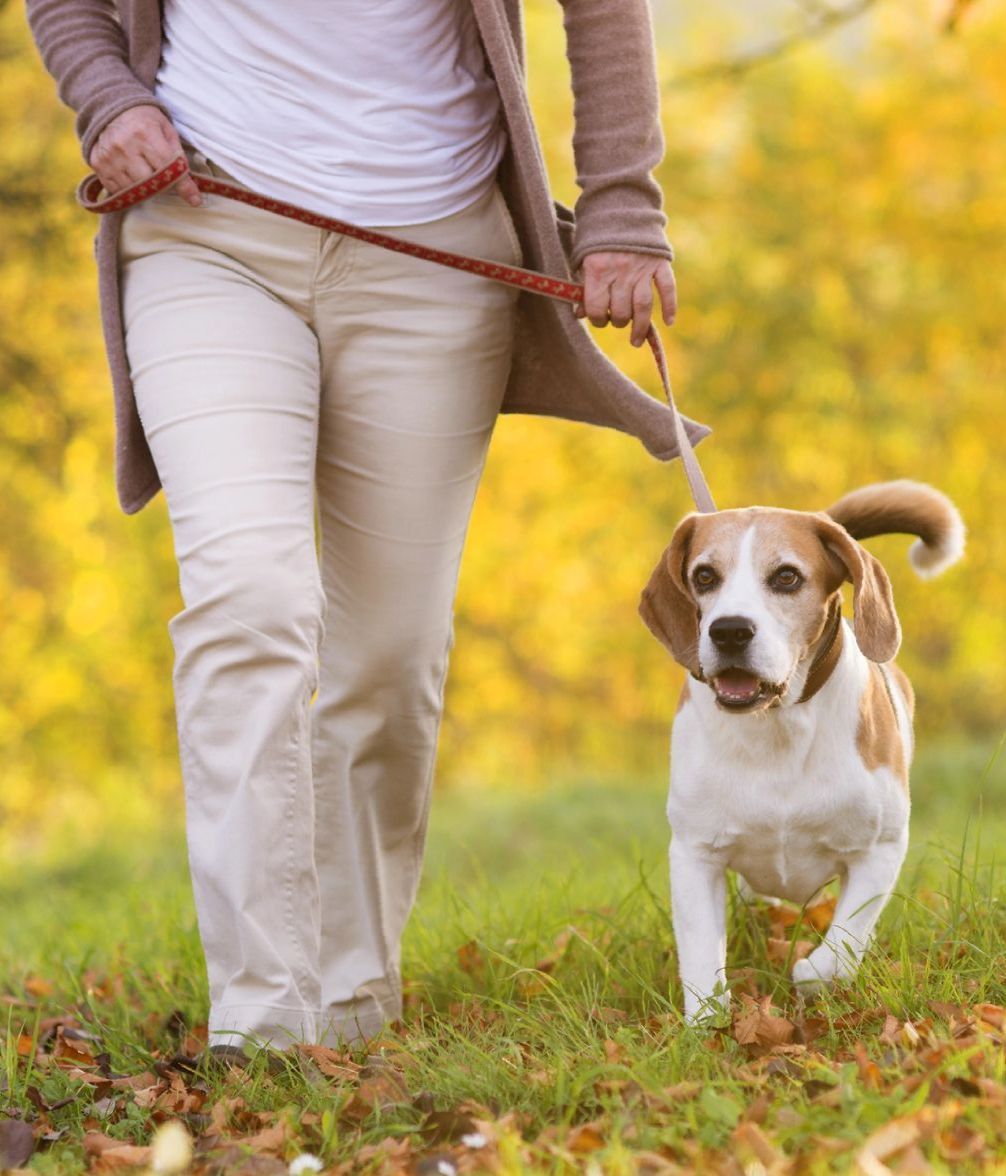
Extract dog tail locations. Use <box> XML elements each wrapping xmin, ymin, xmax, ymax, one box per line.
<box><xmin>825</xmin><ymin>480</ymin><xmax>966</xmax><ymax>579</ymax></box>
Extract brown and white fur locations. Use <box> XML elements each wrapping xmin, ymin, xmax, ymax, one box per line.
<box><xmin>639</xmin><ymin>481</ymin><xmax>965</xmax><ymax>1021</ymax></box>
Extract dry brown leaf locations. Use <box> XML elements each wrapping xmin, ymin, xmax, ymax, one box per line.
<box><xmin>182</xmin><ymin>1024</ymin><xmax>208</xmax><ymax>1056</ymax></box>
<box><xmin>457</xmin><ymin>940</ymin><xmax>486</xmax><ymax>978</ymax></box>
<box><xmin>661</xmin><ymin>1081</ymin><xmax>702</xmax><ymax>1102</ymax></box>
<box><xmin>132</xmin><ymin>1083</ymin><xmax>168</xmax><ymax>1108</ymax></box>
<box><xmin>889</xmin><ymin>1143</ymin><xmax>934</xmax><ymax>1174</ymax></box>
<box><xmin>936</xmin><ymin>1121</ymin><xmax>986</xmax><ymax>1161</ymax></box>
<box><xmin>857</xmin><ymin>1109</ymin><xmax>936</xmax><ymax>1165</ymax></box>
<box><xmin>732</xmin><ymin>1121</ymin><xmax>787</xmax><ymax>1170</ymax></box>
<box><xmin>90</xmin><ymin>1144</ymin><xmax>153</xmax><ymax>1173</ymax></box>
<box><xmin>566</xmin><ymin>1121</ymin><xmax>606</xmax><ymax>1154</ymax></box>
<box><xmin>209</xmin><ymin>1095</ymin><xmax>260</xmax><ymax>1137</ymax></box>
<box><xmin>200</xmin><ymin>1143</ymin><xmax>289</xmax><ymax>1175</ymax></box>
<box><xmin>109</xmin><ymin>1072</ymin><xmax>160</xmax><ymax>1092</ymax></box>
<box><xmin>805</xmin><ymin>896</ymin><xmax>837</xmax><ymax>932</ymax></box>
<box><xmin>353</xmin><ymin>1134</ymin><xmax>413</xmax><ymax>1174</ymax></box>
<box><xmin>878</xmin><ymin>1015</ymin><xmax>900</xmax><ymax>1046</ymax></box>
<box><xmin>515</xmin><ymin>973</ymin><xmax>549</xmax><ymax>999</ymax></box>
<box><xmin>0</xmin><ymin>1119</ymin><xmax>34</xmax><ymax>1170</ymax></box>
<box><xmin>82</xmin><ymin>1132</ymin><xmax>133</xmax><ymax>1155</ymax></box>
<box><xmin>631</xmin><ymin>1149</ymin><xmax>682</xmax><ymax>1174</ymax></box>
<box><xmin>733</xmin><ymin>996</ymin><xmax>795</xmax><ymax>1049</ymax></box>
<box><xmin>972</xmin><ymin>1003</ymin><xmax>1005</xmax><ymax>1030</ymax></box>
<box><xmin>341</xmin><ymin>1065</ymin><xmax>411</xmax><ymax>1123</ymax></box>
<box><xmin>240</xmin><ymin>1120</ymin><xmax>291</xmax><ymax>1154</ymax></box>
<box><xmin>766</xmin><ymin>937</ymin><xmax>813</xmax><ymax>964</ymax></box>
<box><xmin>855</xmin><ymin>1042</ymin><xmax>883</xmax><ymax>1090</ymax></box>
<box><xmin>52</xmin><ymin>1031</ymin><xmax>99</xmax><ymax>1066</ymax></box>
<box><xmin>534</xmin><ymin>928</ymin><xmax>574</xmax><ymax>974</ymax></box>
<box><xmin>602</xmin><ymin>1038</ymin><xmax>626</xmax><ymax>1064</ymax></box>
<box><xmin>24</xmin><ymin>976</ymin><xmax>55</xmax><ymax>998</ymax></box>
<box><xmin>292</xmin><ymin>1044</ymin><xmax>359</xmax><ymax>1082</ymax></box>
<box><xmin>590</xmin><ymin>1005</ymin><xmax>629</xmax><ymax>1025</ymax></box>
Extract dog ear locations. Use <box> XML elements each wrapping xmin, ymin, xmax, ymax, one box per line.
<box><xmin>815</xmin><ymin>515</ymin><xmax>901</xmax><ymax>663</ymax></box>
<box><xmin>639</xmin><ymin>516</ymin><xmax>702</xmax><ymax>676</ymax></box>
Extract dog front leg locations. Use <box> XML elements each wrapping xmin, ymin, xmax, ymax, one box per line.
<box><xmin>670</xmin><ymin>837</ymin><xmax>728</xmax><ymax>1022</ymax></box>
<box><xmin>792</xmin><ymin>832</ymin><xmax>907</xmax><ymax>990</ymax></box>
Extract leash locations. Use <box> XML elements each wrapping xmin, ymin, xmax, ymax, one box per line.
<box><xmin>77</xmin><ymin>153</ymin><xmax>716</xmax><ymax>515</ymax></box>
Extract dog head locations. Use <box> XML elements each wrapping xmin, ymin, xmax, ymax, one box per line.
<box><xmin>639</xmin><ymin>508</ymin><xmax>900</xmax><ymax>713</ymax></box>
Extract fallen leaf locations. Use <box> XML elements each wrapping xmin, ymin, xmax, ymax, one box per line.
<box><xmin>857</xmin><ymin>1109</ymin><xmax>936</xmax><ymax>1165</ymax></box>
<box><xmin>855</xmin><ymin>1042</ymin><xmax>883</xmax><ymax>1090</ymax></box>
<box><xmin>457</xmin><ymin>941</ymin><xmax>486</xmax><ymax>978</ymax></box>
<box><xmin>91</xmin><ymin>1144</ymin><xmax>154</xmax><ymax>1173</ymax></box>
<box><xmin>0</xmin><ymin>1119</ymin><xmax>34</xmax><ymax>1169</ymax></box>
<box><xmin>241</xmin><ymin>1120</ymin><xmax>290</xmax><ymax>1154</ymax></box>
<box><xmin>567</xmin><ymin>1121</ymin><xmax>606</xmax><ymax>1154</ymax></box>
<box><xmin>733</xmin><ymin>996</ymin><xmax>795</xmax><ymax>1049</ymax></box>
<box><xmin>291</xmin><ymin>1044</ymin><xmax>359</xmax><ymax>1082</ymax></box>
<box><xmin>533</xmin><ymin>928</ymin><xmax>573</xmax><ymax>974</ymax></box>
<box><xmin>732</xmin><ymin>1121</ymin><xmax>785</xmax><ymax>1168</ymax></box>
<box><xmin>766</xmin><ymin>936</ymin><xmax>813</xmax><ymax>964</ymax></box>
<box><xmin>937</xmin><ymin>1120</ymin><xmax>986</xmax><ymax>1161</ymax></box>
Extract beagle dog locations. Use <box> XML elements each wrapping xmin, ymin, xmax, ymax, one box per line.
<box><xmin>639</xmin><ymin>481</ymin><xmax>964</xmax><ymax>1021</ymax></box>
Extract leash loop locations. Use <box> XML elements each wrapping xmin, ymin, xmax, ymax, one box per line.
<box><xmin>78</xmin><ymin>154</ymin><xmax>716</xmax><ymax>513</ymax></box>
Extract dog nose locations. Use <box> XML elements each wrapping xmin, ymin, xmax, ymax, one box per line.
<box><xmin>709</xmin><ymin>616</ymin><xmax>756</xmax><ymax>652</ymax></box>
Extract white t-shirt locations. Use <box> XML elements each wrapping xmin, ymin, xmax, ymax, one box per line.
<box><xmin>154</xmin><ymin>1</ymin><xmax>507</xmax><ymax>226</ymax></box>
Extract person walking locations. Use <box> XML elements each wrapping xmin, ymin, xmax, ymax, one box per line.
<box><xmin>25</xmin><ymin>0</ymin><xmax>709</xmax><ymax>1058</ymax></box>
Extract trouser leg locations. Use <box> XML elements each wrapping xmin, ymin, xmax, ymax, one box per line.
<box><xmin>309</xmin><ymin>182</ymin><xmax>523</xmax><ymax>1044</ymax></box>
<box><xmin>119</xmin><ymin>191</ymin><xmax>327</xmax><ymax>1049</ymax></box>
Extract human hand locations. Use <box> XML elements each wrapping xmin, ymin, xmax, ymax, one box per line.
<box><xmin>575</xmin><ymin>252</ymin><xmax>677</xmax><ymax>347</ymax></box>
<box><xmin>88</xmin><ymin>105</ymin><xmax>203</xmax><ymax>206</ymax></box>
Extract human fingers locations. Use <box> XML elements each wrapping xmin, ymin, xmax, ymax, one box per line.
<box><xmin>608</xmin><ymin>271</ymin><xmax>634</xmax><ymax>330</ymax></box>
<box><xmin>152</xmin><ymin>116</ymin><xmax>203</xmax><ymax>205</ymax></box>
<box><xmin>655</xmin><ymin>260</ymin><xmax>678</xmax><ymax>326</ymax></box>
<box><xmin>629</xmin><ymin>274</ymin><xmax>655</xmax><ymax>347</ymax></box>
<box><xmin>580</xmin><ymin>254</ymin><xmax>614</xmax><ymax>327</ymax></box>
<box><xmin>89</xmin><ymin>105</ymin><xmax>201</xmax><ymax>205</ymax></box>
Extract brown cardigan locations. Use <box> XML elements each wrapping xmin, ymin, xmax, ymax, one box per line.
<box><xmin>25</xmin><ymin>0</ymin><xmax>711</xmax><ymax>516</ymax></box>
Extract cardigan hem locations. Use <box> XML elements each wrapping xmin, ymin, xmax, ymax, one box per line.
<box><xmin>120</xmin><ymin>475</ymin><xmax>162</xmax><ymax>516</ymax></box>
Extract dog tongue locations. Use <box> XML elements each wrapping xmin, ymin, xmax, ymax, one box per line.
<box><xmin>713</xmin><ymin>670</ymin><xmax>761</xmax><ymax>703</ymax></box>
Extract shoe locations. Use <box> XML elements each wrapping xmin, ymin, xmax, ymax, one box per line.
<box><xmin>202</xmin><ymin>1042</ymin><xmax>293</xmax><ymax>1078</ymax></box>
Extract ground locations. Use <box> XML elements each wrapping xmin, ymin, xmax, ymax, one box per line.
<box><xmin>2</xmin><ymin>737</ymin><xmax>1005</xmax><ymax>1174</ymax></box>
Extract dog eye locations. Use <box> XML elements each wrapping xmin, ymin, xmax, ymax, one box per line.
<box><xmin>770</xmin><ymin>566</ymin><xmax>803</xmax><ymax>591</ymax></box>
<box><xmin>692</xmin><ymin>565</ymin><xmax>719</xmax><ymax>592</ymax></box>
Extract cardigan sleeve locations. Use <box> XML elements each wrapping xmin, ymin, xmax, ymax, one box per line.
<box><xmin>556</xmin><ymin>0</ymin><xmax>674</xmax><ymax>271</ymax></box>
<box><xmin>24</xmin><ymin>0</ymin><xmax>172</xmax><ymax>165</ymax></box>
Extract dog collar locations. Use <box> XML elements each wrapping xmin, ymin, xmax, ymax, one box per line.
<box><xmin>795</xmin><ymin>601</ymin><xmax>845</xmax><ymax>705</ymax></box>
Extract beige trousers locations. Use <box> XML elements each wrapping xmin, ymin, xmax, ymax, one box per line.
<box><xmin>118</xmin><ymin>144</ymin><xmax>521</xmax><ymax>1049</ymax></box>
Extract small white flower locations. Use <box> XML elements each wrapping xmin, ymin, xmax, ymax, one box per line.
<box><xmin>436</xmin><ymin>1162</ymin><xmax>457</xmax><ymax>1176</ymax></box>
<box><xmin>460</xmin><ymin>1133</ymin><xmax>488</xmax><ymax>1150</ymax></box>
<box><xmin>289</xmin><ymin>1155</ymin><xmax>325</xmax><ymax>1176</ymax></box>
<box><xmin>150</xmin><ymin>1120</ymin><xmax>193</xmax><ymax>1175</ymax></box>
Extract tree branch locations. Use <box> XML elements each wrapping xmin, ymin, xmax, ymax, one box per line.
<box><xmin>665</xmin><ymin>0</ymin><xmax>880</xmax><ymax>89</ymax></box>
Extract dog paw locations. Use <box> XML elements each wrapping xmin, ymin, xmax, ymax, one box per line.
<box><xmin>792</xmin><ymin>955</ymin><xmax>835</xmax><ymax>991</ymax></box>
<box><xmin>683</xmin><ymin>988</ymin><xmax>730</xmax><ymax>1027</ymax></box>
<box><xmin>793</xmin><ymin>947</ymin><xmax>860</xmax><ymax>991</ymax></box>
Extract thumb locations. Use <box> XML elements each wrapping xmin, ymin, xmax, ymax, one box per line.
<box><xmin>155</xmin><ymin>115</ymin><xmax>203</xmax><ymax>206</ymax></box>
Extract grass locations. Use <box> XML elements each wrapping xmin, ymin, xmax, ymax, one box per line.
<box><xmin>2</xmin><ymin>735</ymin><xmax>1005</xmax><ymax>1173</ymax></box>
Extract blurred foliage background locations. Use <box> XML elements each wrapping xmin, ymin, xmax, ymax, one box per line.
<box><xmin>1</xmin><ymin>0</ymin><xmax>1002</xmax><ymax>858</ymax></box>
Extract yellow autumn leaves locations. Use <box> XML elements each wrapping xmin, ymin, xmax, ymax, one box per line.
<box><xmin>1</xmin><ymin>1</ymin><xmax>1003</xmax><ymax>850</ymax></box>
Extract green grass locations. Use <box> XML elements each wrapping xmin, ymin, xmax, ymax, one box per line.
<box><xmin>2</xmin><ymin>736</ymin><xmax>1005</xmax><ymax>1173</ymax></box>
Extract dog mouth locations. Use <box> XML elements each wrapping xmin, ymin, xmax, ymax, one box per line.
<box><xmin>710</xmin><ymin>669</ymin><xmax>784</xmax><ymax>712</ymax></box>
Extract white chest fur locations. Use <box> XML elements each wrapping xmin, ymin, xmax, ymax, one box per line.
<box><xmin>668</xmin><ymin>623</ymin><xmax>911</xmax><ymax>905</ymax></box>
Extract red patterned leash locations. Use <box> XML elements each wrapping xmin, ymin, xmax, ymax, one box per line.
<box><xmin>78</xmin><ymin>154</ymin><xmax>716</xmax><ymax>513</ymax></box>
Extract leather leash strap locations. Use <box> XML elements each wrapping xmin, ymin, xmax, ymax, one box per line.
<box><xmin>77</xmin><ymin>154</ymin><xmax>716</xmax><ymax>514</ymax></box>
